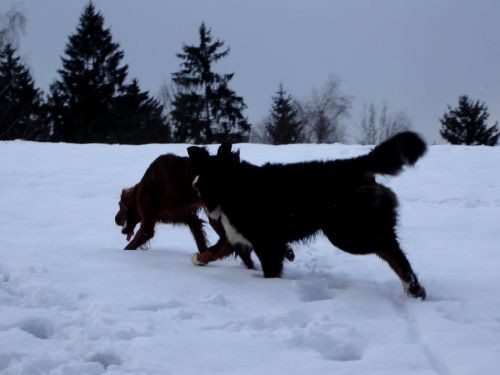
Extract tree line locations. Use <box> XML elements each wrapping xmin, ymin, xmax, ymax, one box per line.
<box><xmin>1</xmin><ymin>2</ymin><xmax>498</xmax><ymax>145</ymax></box>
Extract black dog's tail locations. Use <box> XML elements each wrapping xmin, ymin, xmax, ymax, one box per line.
<box><xmin>361</xmin><ymin>131</ymin><xmax>427</xmax><ymax>176</ymax></box>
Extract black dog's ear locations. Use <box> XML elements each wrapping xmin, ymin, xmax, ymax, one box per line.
<box><xmin>187</xmin><ymin>146</ymin><xmax>210</xmax><ymax>168</ymax></box>
<box><xmin>217</xmin><ymin>142</ymin><xmax>240</xmax><ymax>162</ymax></box>
<box><xmin>217</xmin><ymin>142</ymin><xmax>233</xmax><ymax>157</ymax></box>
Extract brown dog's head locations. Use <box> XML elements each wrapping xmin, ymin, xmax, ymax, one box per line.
<box><xmin>115</xmin><ymin>186</ymin><xmax>140</xmax><ymax>241</ymax></box>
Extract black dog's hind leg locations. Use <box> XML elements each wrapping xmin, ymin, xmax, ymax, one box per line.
<box><xmin>376</xmin><ymin>239</ymin><xmax>426</xmax><ymax>299</ymax></box>
<box><xmin>323</xmin><ymin>226</ymin><xmax>426</xmax><ymax>299</ymax></box>
<box><xmin>321</xmin><ymin>184</ymin><xmax>426</xmax><ymax>299</ymax></box>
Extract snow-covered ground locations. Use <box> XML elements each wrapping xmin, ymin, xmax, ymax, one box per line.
<box><xmin>1</xmin><ymin>140</ymin><xmax>499</xmax><ymax>375</ymax></box>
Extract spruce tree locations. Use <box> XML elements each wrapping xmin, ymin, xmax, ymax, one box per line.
<box><xmin>48</xmin><ymin>2</ymin><xmax>128</xmax><ymax>143</ymax></box>
<box><xmin>113</xmin><ymin>79</ymin><xmax>170</xmax><ymax>144</ymax></box>
<box><xmin>0</xmin><ymin>43</ymin><xmax>47</xmax><ymax>140</ymax></box>
<box><xmin>170</xmin><ymin>23</ymin><xmax>250</xmax><ymax>144</ymax></box>
<box><xmin>440</xmin><ymin>95</ymin><xmax>499</xmax><ymax>146</ymax></box>
<box><xmin>265</xmin><ymin>84</ymin><xmax>303</xmax><ymax>144</ymax></box>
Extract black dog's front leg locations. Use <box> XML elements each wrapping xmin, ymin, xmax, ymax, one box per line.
<box><xmin>253</xmin><ymin>244</ymin><xmax>287</xmax><ymax>278</ymax></box>
<box><xmin>186</xmin><ymin>214</ymin><xmax>209</xmax><ymax>253</ymax></box>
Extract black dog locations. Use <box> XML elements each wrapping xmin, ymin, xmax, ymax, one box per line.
<box><xmin>188</xmin><ymin>132</ymin><xmax>427</xmax><ymax>299</ymax></box>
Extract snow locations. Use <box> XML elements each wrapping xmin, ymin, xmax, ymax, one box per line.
<box><xmin>1</xmin><ymin>140</ymin><xmax>499</xmax><ymax>374</ymax></box>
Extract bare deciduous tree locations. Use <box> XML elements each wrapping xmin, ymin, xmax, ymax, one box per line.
<box><xmin>0</xmin><ymin>6</ymin><xmax>27</xmax><ymax>100</ymax></box>
<box><xmin>249</xmin><ymin>119</ymin><xmax>270</xmax><ymax>144</ymax></box>
<box><xmin>0</xmin><ymin>6</ymin><xmax>26</xmax><ymax>50</ymax></box>
<box><xmin>359</xmin><ymin>102</ymin><xmax>377</xmax><ymax>144</ymax></box>
<box><xmin>299</xmin><ymin>77</ymin><xmax>351</xmax><ymax>144</ymax></box>
<box><xmin>358</xmin><ymin>101</ymin><xmax>412</xmax><ymax>144</ymax></box>
<box><xmin>157</xmin><ymin>80</ymin><xmax>176</xmax><ymax>123</ymax></box>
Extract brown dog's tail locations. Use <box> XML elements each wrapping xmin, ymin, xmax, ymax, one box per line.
<box><xmin>361</xmin><ymin>131</ymin><xmax>427</xmax><ymax>176</ymax></box>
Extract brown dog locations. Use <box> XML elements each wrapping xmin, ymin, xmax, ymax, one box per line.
<box><xmin>115</xmin><ymin>153</ymin><xmax>255</xmax><ymax>268</ymax></box>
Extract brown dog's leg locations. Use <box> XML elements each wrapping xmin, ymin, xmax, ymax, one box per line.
<box><xmin>193</xmin><ymin>239</ymin><xmax>255</xmax><ymax>269</ymax></box>
<box><xmin>193</xmin><ymin>217</ymin><xmax>232</xmax><ymax>264</ymax></box>
<box><xmin>192</xmin><ymin>217</ymin><xmax>255</xmax><ymax>269</ymax></box>
<box><xmin>124</xmin><ymin>220</ymin><xmax>155</xmax><ymax>250</ymax></box>
<box><xmin>193</xmin><ymin>239</ymin><xmax>233</xmax><ymax>265</ymax></box>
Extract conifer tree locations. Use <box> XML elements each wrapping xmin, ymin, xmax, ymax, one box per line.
<box><xmin>170</xmin><ymin>23</ymin><xmax>250</xmax><ymax>143</ymax></box>
<box><xmin>440</xmin><ymin>95</ymin><xmax>499</xmax><ymax>146</ymax></box>
<box><xmin>0</xmin><ymin>43</ymin><xmax>47</xmax><ymax>140</ymax></box>
<box><xmin>48</xmin><ymin>2</ymin><xmax>128</xmax><ymax>143</ymax></box>
<box><xmin>265</xmin><ymin>84</ymin><xmax>303</xmax><ymax>144</ymax></box>
<box><xmin>113</xmin><ymin>79</ymin><xmax>170</xmax><ymax>144</ymax></box>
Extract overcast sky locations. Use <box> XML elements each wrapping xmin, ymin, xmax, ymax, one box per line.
<box><xmin>2</xmin><ymin>0</ymin><xmax>499</xmax><ymax>143</ymax></box>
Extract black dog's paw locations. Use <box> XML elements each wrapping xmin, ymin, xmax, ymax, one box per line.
<box><xmin>238</xmin><ymin>251</ymin><xmax>255</xmax><ymax>269</ymax></box>
<box><xmin>407</xmin><ymin>282</ymin><xmax>426</xmax><ymax>300</ymax></box>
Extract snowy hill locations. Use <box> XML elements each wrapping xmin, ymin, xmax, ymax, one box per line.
<box><xmin>1</xmin><ymin>141</ymin><xmax>499</xmax><ymax>374</ymax></box>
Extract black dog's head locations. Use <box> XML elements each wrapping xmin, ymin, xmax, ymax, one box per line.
<box><xmin>187</xmin><ymin>143</ymin><xmax>240</xmax><ymax>212</ymax></box>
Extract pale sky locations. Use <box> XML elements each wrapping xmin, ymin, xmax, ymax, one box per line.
<box><xmin>2</xmin><ymin>0</ymin><xmax>499</xmax><ymax>143</ymax></box>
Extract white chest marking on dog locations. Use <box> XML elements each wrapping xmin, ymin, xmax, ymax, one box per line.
<box><xmin>209</xmin><ymin>206</ymin><xmax>252</xmax><ymax>248</ymax></box>
<box><xmin>192</xmin><ymin>175</ymin><xmax>202</xmax><ymax>198</ymax></box>
<box><xmin>208</xmin><ymin>206</ymin><xmax>222</xmax><ymax>220</ymax></box>
<box><xmin>192</xmin><ymin>175</ymin><xmax>199</xmax><ymax>188</ymax></box>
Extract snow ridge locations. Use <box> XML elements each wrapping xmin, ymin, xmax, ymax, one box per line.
<box><xmin>0</xmin><ymin>141</ymin><xmax>499</xmax><ymax>374</ymax></box>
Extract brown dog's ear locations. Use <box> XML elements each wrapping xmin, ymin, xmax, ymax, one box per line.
<box><xmin>120</xmin><ymin>187</ymin><xmax>134</xmax><ymax>204</ymax></box>
<box><xmin>187</xmin><ymin>146</ymin><xmax>210</xmax><ymax>169</ymax></box>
